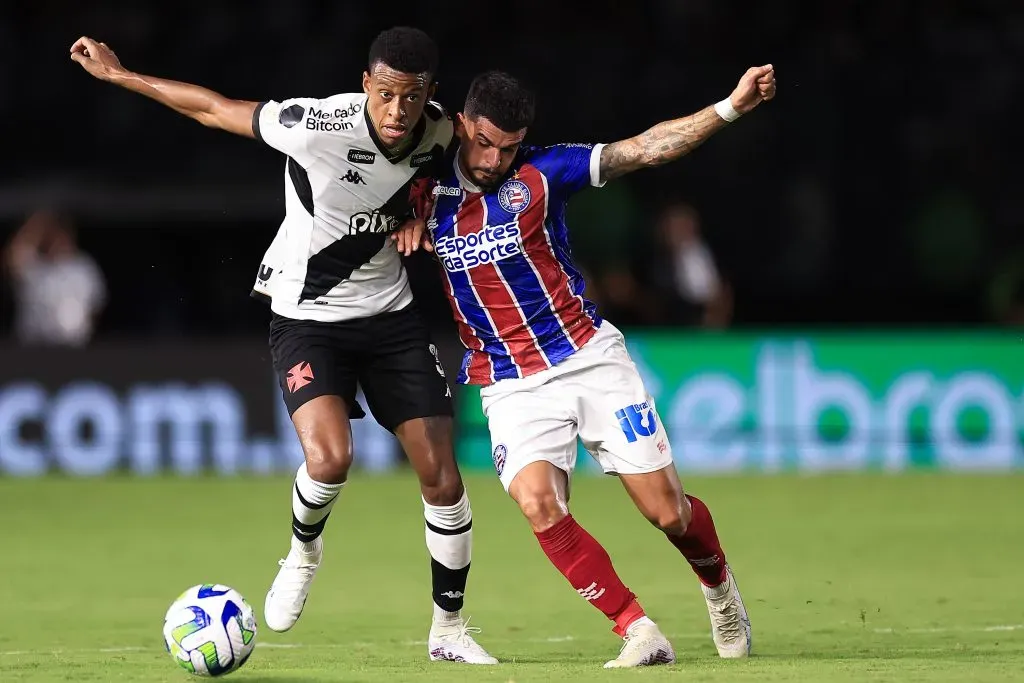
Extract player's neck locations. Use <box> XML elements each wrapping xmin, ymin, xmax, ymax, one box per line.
<box><xmin>454</xmin><ymin>152</ymin><xmax>483</xmax><ymax>193</ymax></box>
<box><xmin>383</xmin><ymin>136</ymin><xmax>414</xmax><ymax>157</ymax></box>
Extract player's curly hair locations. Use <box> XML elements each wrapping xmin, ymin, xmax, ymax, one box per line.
<box><xmin>464</xmin><ymin>71</ymin><xmax>535</xmax><ymax>132</ymax></box>
<box><xmin>368</xmin><ymin>27</ymin><xmax>439</xmax><ymax>77</ymax></box>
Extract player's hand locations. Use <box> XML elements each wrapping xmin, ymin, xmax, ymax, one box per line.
<box><xmin>729</xmin><ymin>64</ymin><xmax>776</xmax><ymax>115</ymax></box>
<box><xmin>391</xmin><ymin>218</ymin><xmax>434</xmax><ymax>257</ymax></box>
<box><xmin>70</xmin><ymin>37</ymin><xmax>128</xmax><ymax>81</ymax></box>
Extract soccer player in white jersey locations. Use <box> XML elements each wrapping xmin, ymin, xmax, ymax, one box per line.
<box><xmin>393</xmin><ymin>66</ymin><xmax>775</xmax><ymax>667</ymax></box>
<box><xmin>70</xmin><ymin>28</ymin><xmax>496</xmax><ymax>664</ymax></box>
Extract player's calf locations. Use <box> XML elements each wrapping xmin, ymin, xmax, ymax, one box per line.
<box><xmin>666</xmin><ymin>495</ymin><xmax>751</xmax><ymax>658</ymax></box>
<box><xmin>265</xmin><ymin>461</ymin><xmax>343</xmax><ymax>632</ymax></box>
<box><xmin>512</xmin><ymin>462</ymin><xmax>651</xmax><ymax>638</ymax></box>
<box><xmin>422</xmin><ymin>491</ymin><xmax>496</xmax><ymax>664</ymax></box>
<box><xmin>398</xmin><ymin>416</ymin><xmax>496</xmax><ymax>664</ymax></box>
<box><xmin>266</xmin><ymin>397</ymin><xmax>351</xmax><ymax>634</ymax></box>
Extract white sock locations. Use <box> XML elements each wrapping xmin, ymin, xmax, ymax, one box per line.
<box><xmin>424</xmin><ymin>489</ymin><xmax>472</xmax><ymax>623</ymax></box>
<box><xmin>291</xmin><ymin>463</ymin><xmax>344</xmax><ymax>556</ymax></box>
<box><xmin>629</xmin><ymin>616</ymin><xmax>655</xmax><ymax>632</ymax></box>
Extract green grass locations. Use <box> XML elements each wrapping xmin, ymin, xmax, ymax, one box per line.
<box><xmin>0</xmin><ymin>472</ymin><xmax>1022</xmax><ymax>682</ymax></box>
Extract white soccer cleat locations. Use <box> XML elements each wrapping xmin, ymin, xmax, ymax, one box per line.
<box><xmin>701</xmin><ymin>565</ymin><xmax>752</xmax><ymax>658</ymax></box>
<box><xmin>428</xmin><ymin>617</ymin><xmax>498</xmax><ymax>664</ymax></box>
<box><xmin>264</xmin><ymin>547</ymin><xmax>321</xmax><ymax>633</ymax></box>
<box><xmin>603</xmin><ymin>619</ymin><xmax>676</xmax><ymax>668</ymax></box>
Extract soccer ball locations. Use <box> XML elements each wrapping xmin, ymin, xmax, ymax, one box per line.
<box><xmin>163</xmin><ymin>584</ymin><xmax>258</xmax><ymax>677</ymax></box>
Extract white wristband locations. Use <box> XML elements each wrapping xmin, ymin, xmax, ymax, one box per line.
<box><xmin>714</xmin><ymin>98</ymin><xmax>741</xmax><ymax>123</ymax></box>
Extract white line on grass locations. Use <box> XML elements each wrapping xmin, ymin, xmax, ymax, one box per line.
<box><xmin>873</xmin><ymin>624</ymin><xmax>1023</xmax><ymax>635</ymax></box>
<box><xmin>4</xmin><ymin>625</ymin><xmax>1019</xmax><ymax>658</ymax></box>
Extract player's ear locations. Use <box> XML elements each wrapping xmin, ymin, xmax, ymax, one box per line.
<box><xmin>362</xmin><ymin>71</ymin><xmax>372</xmax><ymax>95</ymax></box>
<box><xmin>427</xmin><ymin>81</ymin><xmax>437</xmax><ymax>101</ymax></box>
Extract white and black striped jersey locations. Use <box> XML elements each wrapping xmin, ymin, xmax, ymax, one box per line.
<box><xmin>250</xmin><ymin>93</ymin><xmax>452</xmax><ymax>322</ymax></box>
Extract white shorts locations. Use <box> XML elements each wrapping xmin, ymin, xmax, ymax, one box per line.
<box><xmin>480</xmin><ymin>321</ymin><xmax>674</xmax><ymax>491</ymax></box>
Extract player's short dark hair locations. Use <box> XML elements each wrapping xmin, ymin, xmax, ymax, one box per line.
<box><xmin>464</xmin><ymin>71</ymin><xmax>535</xmax><ymax>132</ymax></box>
<box><xmin>367</xmin><ymin>27</ymin><xmax>439</xmax><ymax>78</ymax></box>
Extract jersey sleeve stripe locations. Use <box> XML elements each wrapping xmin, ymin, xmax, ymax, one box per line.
<box><xmin>251</xmin><ymin>101</ymin><xmax>268</xmax><ymax>143</ymax></box>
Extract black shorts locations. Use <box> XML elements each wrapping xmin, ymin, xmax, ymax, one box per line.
<box><xmin>268</xmin><ymin>304</ymin><xmax>453</xmax><ymax>432</ymax></box>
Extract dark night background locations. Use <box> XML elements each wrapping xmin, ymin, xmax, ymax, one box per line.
<box><xmin>1</xmin><ymin>0</ymin><xmax>1021</xmax><ymax>341</ymax></box>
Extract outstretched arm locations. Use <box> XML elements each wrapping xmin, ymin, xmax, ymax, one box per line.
<box><xmin>70</xmin><ymin>36</ymin><xmax>258</xmax><ymax>138</ymax></box>
<box><xmin>599</xmin><ymin>64</ymin><xmax>776</xmax><ymax>183</ymax></box>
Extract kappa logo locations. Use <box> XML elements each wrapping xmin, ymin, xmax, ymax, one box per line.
<box><xmin>286</xmin><ymin>361</ymin><xmax>314</xmax><ymax>393</ymax></box>
<box><xmin>340</xmin><ymin>169</ymin><xmax>366</xmax><ymax>185</ymax></box>
<box><xmin>498</xmin><ymin>179</ymin><xmax>531</xmax><ymax>213</ymax></box>
<box><xmin>347</xmin><ymin>149</ymin><xmax>376</xmax><ymax>164</ymax></box>
<box><xmin>492</xmin><ymin>444</ymin><xmax>507</xmax><ymax>475</ymax></box>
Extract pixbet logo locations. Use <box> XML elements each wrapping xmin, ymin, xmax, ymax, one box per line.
<box><xmin>349</xmin><ymin>210</ymin><xmax>398</xmax><ymax>234</ymax></box>
<box><xmin>433</xmin><ymin>221</ymin><xmax>522</xmax><ymax>272</ymax></box>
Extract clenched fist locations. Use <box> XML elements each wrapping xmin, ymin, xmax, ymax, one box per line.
<box><xmin>70</xmin><ymin>37</ymin><xmax>128</xmax><ymax>82</ymax></box>
<box><xmin>729</xmin><ymin>64</ymin><xmax>776</xmax><ymax>115</ymax></box>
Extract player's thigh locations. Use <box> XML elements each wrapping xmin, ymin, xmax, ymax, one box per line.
<box><xmin>290</xmin><ymin>396</ymin><xmax>355</xmax><ymax>481</ymax></box>
<box><xmin>481</xmin><ymin>381</ymin><xmax>577</xmax><ymax>493</ymax></box>
<box><xmin>269</xmin><ymin>315</ymin><xmax>362</xmax><ymax>415</ymax></box>
<box><xmin>574</xmin><ymin>329</ymin><xmax>673</xmax><ymax>477</ymax></box>
<box><xmin>358</xmin><ymin>305</ymin><xmax>453</xmax><ymax>434</ymax></box>
<box><xmin>269</xmin><ymin>315</ymin><xmax>362</xmax><ymax>475</ymax></box>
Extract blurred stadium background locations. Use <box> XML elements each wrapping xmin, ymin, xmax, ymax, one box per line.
<box><xmin>1</xmin><ymin>2</ymin><xmax>1022</xmax><ymax>681</ymax></box>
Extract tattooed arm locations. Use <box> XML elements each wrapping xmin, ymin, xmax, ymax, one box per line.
<box><xmin>599</xmin><ymin>106</ymin><xmax>727</xmax><ymax>182</ymax></box>
<box><xmin>598</xmin><ymin>64</ymin><xmax>777</xmax><ymax>184</ymax></box>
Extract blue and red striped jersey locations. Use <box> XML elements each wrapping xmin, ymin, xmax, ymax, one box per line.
<box><xmin>426</xmin><ymin>143</ymin><xmax>606</xmax><ymax>385</ymax></box>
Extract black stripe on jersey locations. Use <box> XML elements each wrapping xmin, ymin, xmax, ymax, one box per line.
<box><xmin>251</xmin><ymin>102</ymin><xmax>267</xmax><ymax>142</ymax></box>
<box><xmin>288</xmin><ymin>158</ymin><xmax>314</xmax><ymax>216</ymax></box>
<box><xmin>300</xmin><ymin>233</ymin><xmax>387</xmax><ymax>303</ymax></box>
<box><xmin>297</xmin><ymin>147</ymin><xmax>445</xmax><ymax>303</ymax></box>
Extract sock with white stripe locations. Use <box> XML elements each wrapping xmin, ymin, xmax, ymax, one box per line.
<box><xmin>424</xmin><ymin>490</ymin><xmax>473</xmax><ymax>625</ymax></box>
<box><xmin>291</xmin><ymin>463</ymin><xmax>344</xmax><ymax>557</ymax></box>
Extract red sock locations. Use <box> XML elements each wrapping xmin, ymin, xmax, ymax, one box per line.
<box><xmin>667</xmin><ymin>495</ymin><xmax>728</xmax><ymax>587</ymax></box>
<box><xmin>535</xmin><ymin>514</ymin><xmax>646</xmax><ymax>636</ymax></box>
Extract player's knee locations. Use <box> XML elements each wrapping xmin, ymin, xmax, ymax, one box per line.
<box><xmin>517</xmin><ymin>491</ymin><xmax>568</xmax><ymax>533</ymax></box>
<box><xmin>303</xmin><ymin>437</ymin><xmax>352</xmax><ymax>484</ymax></box>
<box><xmin>650</xmin><ymin>497</ymin><xmax>692</xmax><ymax>537</ymax></box>
<box><xmin>420</xmin><ymin>468</ymin><xmax>464</xmax><ymax>507</ymax></box>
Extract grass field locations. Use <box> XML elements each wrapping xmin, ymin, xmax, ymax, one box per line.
<box><xmin>1</xmin><ymin>472</ymin><xmax>1022</xmax><ymax>682</ymax></box>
